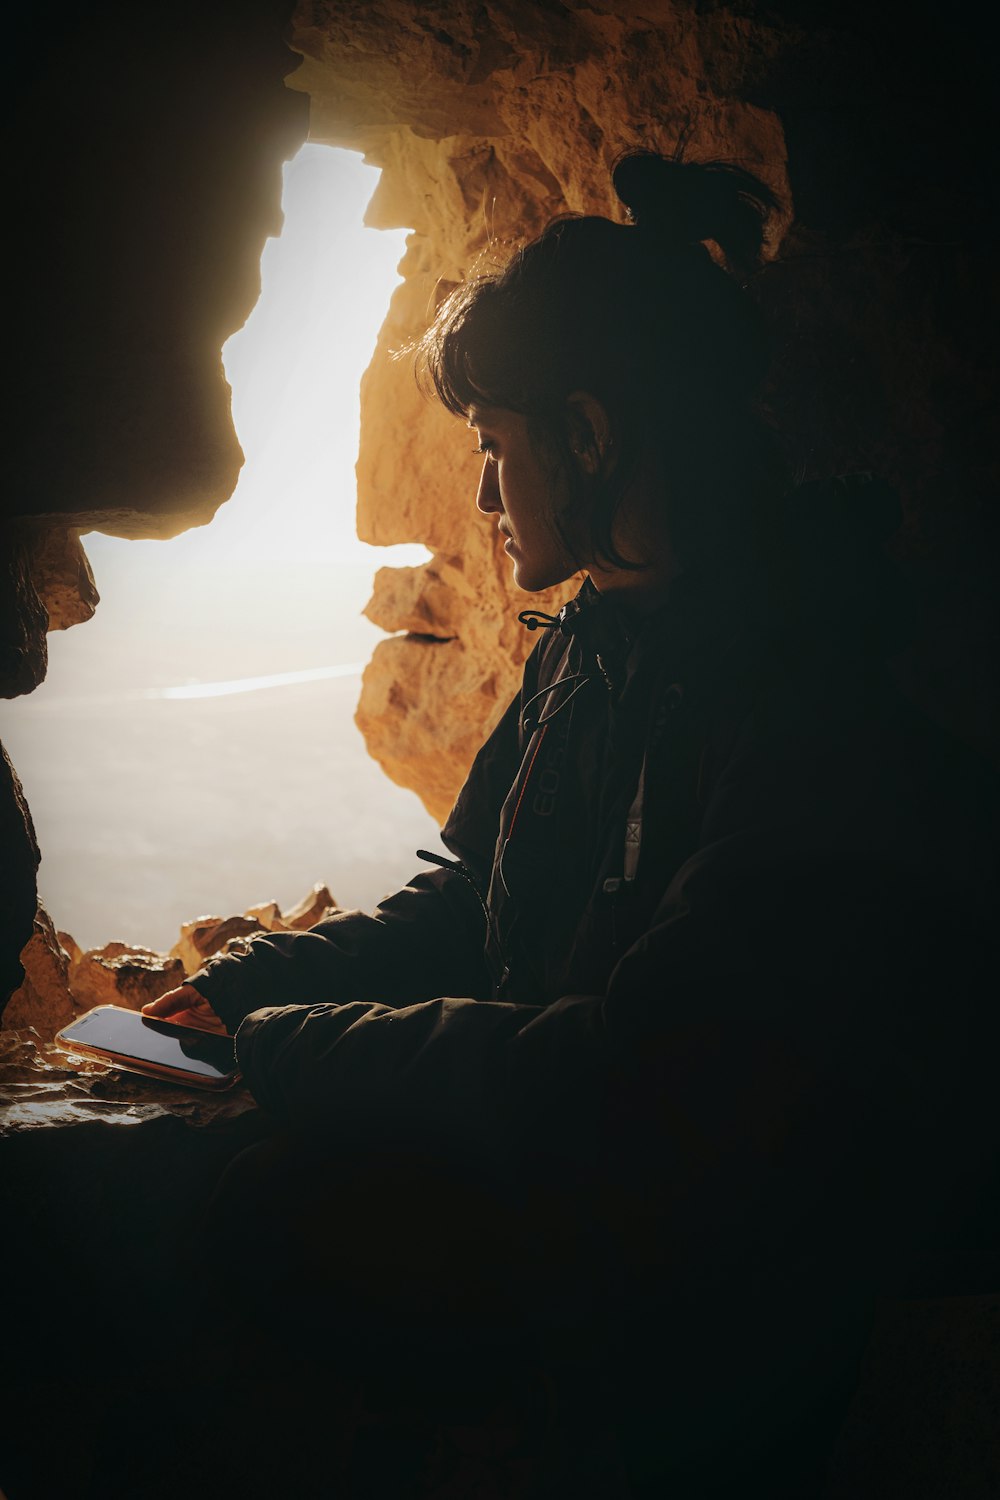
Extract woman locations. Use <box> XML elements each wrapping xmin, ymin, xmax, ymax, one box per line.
<box><xmin>141</xmin><ymin>153</ymin><xmax>996</xmax><ymax>1495</ymax></box>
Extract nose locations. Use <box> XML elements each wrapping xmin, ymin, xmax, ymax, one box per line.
<box><xmin>476</xmin><ymin>458</ymin><xmax>501</xmax><ymax>515</ymax></box>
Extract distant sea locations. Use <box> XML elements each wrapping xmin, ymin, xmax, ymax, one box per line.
<box><xmin>1</xmin><ymin>670</ymin><xmax>446</xmax><ymax>955</ymax></box>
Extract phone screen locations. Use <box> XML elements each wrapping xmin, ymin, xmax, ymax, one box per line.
<box><xmin>58</xmin><ymin>1007</ymin><xmax>238</xmax><ymax>1082</ymax></box>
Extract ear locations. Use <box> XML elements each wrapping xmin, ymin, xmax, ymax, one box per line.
<box><xmin>565</xmin><ymin>391</ymin><xmax>613</xmax><ymax>476</ymax></box>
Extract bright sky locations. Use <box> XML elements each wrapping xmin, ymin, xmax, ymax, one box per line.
<box><xmin>0</xmin><ymin>145</ymin><xmax>447</xmax><ymax>951</ymax></box>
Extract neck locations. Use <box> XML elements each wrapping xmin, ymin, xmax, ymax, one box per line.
<box><xmin>586</xmin><ymin>554</ymin><xmax>679</xmax><ymax>616</ymax></box>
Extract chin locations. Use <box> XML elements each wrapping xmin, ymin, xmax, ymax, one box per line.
<box><xmin>511</xmin><ymin>558</ymin><xmax>577</xmax><ymax>593</ymax></box>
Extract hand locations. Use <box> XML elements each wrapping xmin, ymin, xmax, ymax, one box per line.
<box><xmin>141</xmin><ymin>985</ymin><xmax>229</xmax><ymax>1035</ymax></box>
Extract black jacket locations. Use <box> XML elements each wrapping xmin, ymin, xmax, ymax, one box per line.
<box><xmin>191</xmin><ymin>482</ymin><xmax>997</xmax><ymax>1243</ymax></box>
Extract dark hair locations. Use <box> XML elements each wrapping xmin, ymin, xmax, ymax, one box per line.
<box><xmin>417</xmin><ymin>151</ymin><xmax>786</xmax><ymax>572</ymax></box>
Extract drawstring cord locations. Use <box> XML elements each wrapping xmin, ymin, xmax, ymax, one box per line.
<box><xmin>497</xmin><ymin>723</ymin><xmax>550</xmax><ymax>897</ymax></box>
<box><xmin>517</xmin><ymin>608</ymin><xmax>561</xmax><ymax>632</ymax></box>
<box><xmin>518</xmin><ymin>600</ymin><xmax>627</xmax><ymax>697</ymax></box>
<box><xmin>521</xmin><ymin>672</ymin><xmax>591</xmax><ymax>733</ymax></box>
<box><xmin>517</xmin><ymin>608</ymin><xmax>593</xmax><ymax>730</ymax></box>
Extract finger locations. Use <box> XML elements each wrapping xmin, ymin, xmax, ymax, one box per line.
<box><xmin>172</xmin><ymin>1007</ymin><xmax>229</xmax><ymax>1036</ymax></box>
<box><xmin>141</xmin><ymin>987</ymin><xmax>197</xmax><ymax>1018</ymax></box>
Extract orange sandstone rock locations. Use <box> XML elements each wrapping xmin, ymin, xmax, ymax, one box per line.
<box><xmin>171</xmin><ymin>915</ymin><xmax>269</xmax><ymax>977</ymax></box>
<box><xmin>281</xmin><ymin>883</ymin><xmax>341</xmax><ymax>930</ymax></box>
<box><xmin>70</xmin><ymin>943</ymin><xmax>186</xmax><ymax>1014</ymax></box>
<box><xmin>2</xmin><ymin>908</ymin><xmax>77</xmax><ymax>1035</ymax></box>
<box><xmin>24</xmin><ymin>527</ymin><xmax>100</xmax><ymax>632</ymax></box>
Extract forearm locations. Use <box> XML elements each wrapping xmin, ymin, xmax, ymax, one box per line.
<box><xmin>190</xmin><ymin>869</ymin><xmax>492</xmax><ymax>1033</ymax></box>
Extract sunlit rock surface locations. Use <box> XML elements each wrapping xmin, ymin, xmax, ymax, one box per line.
<box><xmin>71</xmin><ymin>943</ymin><xmax>188</xmax><ymax>1013</ymax></box>
<box><xmin>5</xmin><ymin>917</ymin><xmax>189</xmax><ymax>1032</ymax></box>
<box><xmin>275</xmin><ymin>881</ymin><xmax>341</xmax><ymax>929</ymax></box>
<box><xmin>0</xmin><ymin>1028</ymin><xmax>253</xmax><ymax>1135</ymax></box>
<box><xmin>24</xmin><ymin>526</ymin><xmax>101</xmax><ymax>632</ymax></box>
<box><xmin>172</xmin><ymin>883</ymin><xmax>340</xmax><ymax>974</ymax></box>
<box><xmin>173</xmin><ymin>915</ymin><xmax>270</xmax><ymax>977</ymax></box>
<box><xmin>1</xmin><ymin>908</ymin><xmax>77</xmax><ymax>1035</ymax></box>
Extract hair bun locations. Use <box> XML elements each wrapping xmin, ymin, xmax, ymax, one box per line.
<box><xmin>612</xmin><ymin>151</ymin><xmax>779</xmax><ymax>275</ymax></box>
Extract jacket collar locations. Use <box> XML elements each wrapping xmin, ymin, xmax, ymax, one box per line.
<box><xmin>526</xmin><ymin>571</ymin><xmax>758</xmax><ymax>698</ymax></box>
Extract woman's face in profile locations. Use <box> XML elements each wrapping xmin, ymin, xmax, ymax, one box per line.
<box><xmin>468</xmin><ymin>405</ymin><xmax>582</xmax><ymax>592</ymax></box>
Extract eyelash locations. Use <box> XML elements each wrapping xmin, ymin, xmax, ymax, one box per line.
<box><xmin>473</xmin><ymin>443</ymin><xmax>498</xmax><ymax>463</ymax></box>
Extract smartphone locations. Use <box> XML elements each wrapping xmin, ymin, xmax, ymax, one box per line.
<box><xmin>55</xmin><ymin>1005</ymin><xmax>241</xmax><ymax>1091</ymax></box>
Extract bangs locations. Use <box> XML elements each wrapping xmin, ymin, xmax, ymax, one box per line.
<box><xmin>417</xmin><ymin>269</ymin><xmax>555</xmax><ymax>420</ymax></box>
<box><xmin>417</xmin><ymin>280</ymin><xmax>505</xmax><ymax>417</ymax></box>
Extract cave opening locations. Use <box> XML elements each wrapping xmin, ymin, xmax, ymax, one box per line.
<box><xmin>0</xmin><ymin>143</ymin><xmax>442</xmax><ymax>956</ymax></box>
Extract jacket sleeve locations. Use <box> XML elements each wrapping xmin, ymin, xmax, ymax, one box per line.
<box><xmin>228</xmin><ymin>828</ymin><xmax>849</xmax><ymax>1145</ymax></box>
<box><xmin>188</xmin><ymin>650</ymin><xmax>543</xmax><ymax>1036</ymax></box>
<box><xmin>191</xmin><ymin>870</ymin><xmax>492</xmax><ymax>1037</ymax></box>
